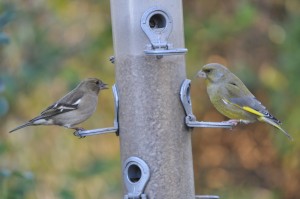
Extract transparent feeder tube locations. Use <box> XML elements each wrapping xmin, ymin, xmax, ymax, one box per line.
<box><xmin>110</xmin><ymin>0</ymin><xmax>195</xmax><ymax>198</ymax></box>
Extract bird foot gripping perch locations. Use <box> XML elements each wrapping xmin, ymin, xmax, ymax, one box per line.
<box><xmin>74</xmin><ymin>84</ymin><xmax>119</xmax><ymax>137</ymax></box>
<box><xmin>73</xmin><ymin>127</ymin><xmax>86</xmax><ymax>138</ymax></box>
<box><xmin>180</xmin><ymin>79</ymin><xmax>235</xmax><ymax>129</ymax></box>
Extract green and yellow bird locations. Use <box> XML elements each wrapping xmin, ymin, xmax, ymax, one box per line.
<box><xmin>197</xmin><ymin>63</ymin><xmax>292</xmax><ymax>140</ymax></box>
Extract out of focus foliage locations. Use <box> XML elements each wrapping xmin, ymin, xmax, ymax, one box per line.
<box><xmin>185</xmin><ymin>1</ymin><xmax>300</xmax><ymax>199</ymax></box>
<box><xmin>1</xmin><ymin>0</ymin><xmax>120</xmax><ymax>199</ymax></box>
<box><xmin>0</xmin><ymin>0</ymin><xmax>300</xmax><ymax>199</ymax></box>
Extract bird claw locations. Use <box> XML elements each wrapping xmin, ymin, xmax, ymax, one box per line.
<box><xmin>73</xmin><ymin>128</ymin><xmax>86</xmax><ymax>139</ymax></box>
<box><xmin>226</xmin><ymin>119</ymin><xmax>240</xmax><ymax>126</ymax></box>
<box><xmin>225</xmin><ymin>119</ymin><xmax>252</xmax><ymax>129</ymax></box>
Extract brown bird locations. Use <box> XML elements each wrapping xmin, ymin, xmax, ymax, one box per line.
<box><xmin>9</xmin><ymin>78</ymin><xmax>108</xmax><ymax>133</ymax></box>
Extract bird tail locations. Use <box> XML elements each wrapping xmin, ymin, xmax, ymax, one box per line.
<box><xmin>259</xmin><ymin>116</ymin><xmax>293</xmax><ymax>141</ymax></box>
<box><xmin>9</xmin><ymin>122</ymin><xmax>33</xmax><ymax>133</ymax></box>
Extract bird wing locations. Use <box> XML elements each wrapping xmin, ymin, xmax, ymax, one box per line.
<box><xmin>35</xmin><ymin>90</ymin><xmax>84</xmax><ymax>120</ymax></box>
<box><xmin>224</xmin><ymin>81</ymin><xmax>281</xmax><ymax>124</ymax></box>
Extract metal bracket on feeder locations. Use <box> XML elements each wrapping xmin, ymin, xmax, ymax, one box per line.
<box><xmin>180</xmin><ymin>79</ymin><xmax>235</xmax><ymax>129</ymax></box>
<box><xmin>195</xmin><ymin>195</ymin><xmax>220</xmax><ymax>199</ymax></box>
<box><xmin>141</xmin><ymin>7</ymin><xmax>187</xmax><ymax>58</ymax></box>
<box><xmin>123</xmin><ymin>157</ymin><xmax>150</xmax><ymax>199</ymax></box>
<box><xmin>74</xmin><ymin>84</ymin><xmax>119</xmax><ymax>137</ymax></box>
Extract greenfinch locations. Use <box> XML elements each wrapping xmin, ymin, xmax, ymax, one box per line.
<box><xmin>197</xmin><ymin>63</ymin><xmax>292</xmax><ymax>140</ymax></box>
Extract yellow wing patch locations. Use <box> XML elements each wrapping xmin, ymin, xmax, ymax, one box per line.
<box><xmin>242</xmin><ymin>106</ymin><xmax>264</xmax><ymax>117</ymax></box>
<box><xmin>222</xmin><ymin>98</ymin><xmax>264</xmax><ymax>117</ymax></box>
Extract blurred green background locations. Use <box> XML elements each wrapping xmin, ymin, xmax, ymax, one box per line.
<box><xmin>1</xmin><ymin>0</ymin><xmax>300</xmax><ymax>198</ymax></box>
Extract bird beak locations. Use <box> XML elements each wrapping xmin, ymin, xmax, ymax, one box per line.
<box><xmin>196</xmin><ymin>70</ymin><xmax>207</xmax><ymax>78</ymax></box>
<box><xmin>100</xmin><ymin>82</ymin><xmax>109</xmax><ymax>90</ymax></box>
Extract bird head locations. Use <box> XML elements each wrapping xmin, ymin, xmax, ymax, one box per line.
<box><xmin>81</xmin><ymin>78</ymin><xmax>108</xmax><ymax>94</ymax></box>
<box><xmin>197</xmin><ymin>63</ymin><xmax>229</xmax><ymax>84</ymax></box>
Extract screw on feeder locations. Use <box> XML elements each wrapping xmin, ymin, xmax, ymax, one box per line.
<box><xmin>123</xmin><ymin>157</ymin><xmax>150</xmax><ymax>199</ymax></box>
<box><xmin>141</xmin><ymin>7</ymin><xmax>188</xmax><ymax>58</ymax></box>
<box><xmin>180</xmin><ymin>79</ymin><xmax>235</xmax><ymax>129</ymax></box>
<box><xmin>73</xmin><ymin>84</ymin><xmax>119</xmax><ymax>137</ymax></box>
<box><xmin>109</xmin><ymin>56</ymin><xmax>115</xmax><ymax>64</ymax></box>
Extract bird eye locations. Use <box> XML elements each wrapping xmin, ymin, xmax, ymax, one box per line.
<box><xmin>230</xmin><ymin>82</ymin><xmax>237</xmax><ymax>86</ymax></box>
<box><xmin>204</xmin><ymin>69</ymin><xmax>211</xmax><ymax>73</ymax></box>
<box><xmin>95</xmin><ymin>80</ymin><xmax>100</xmax><ymax>85</ymax></box>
